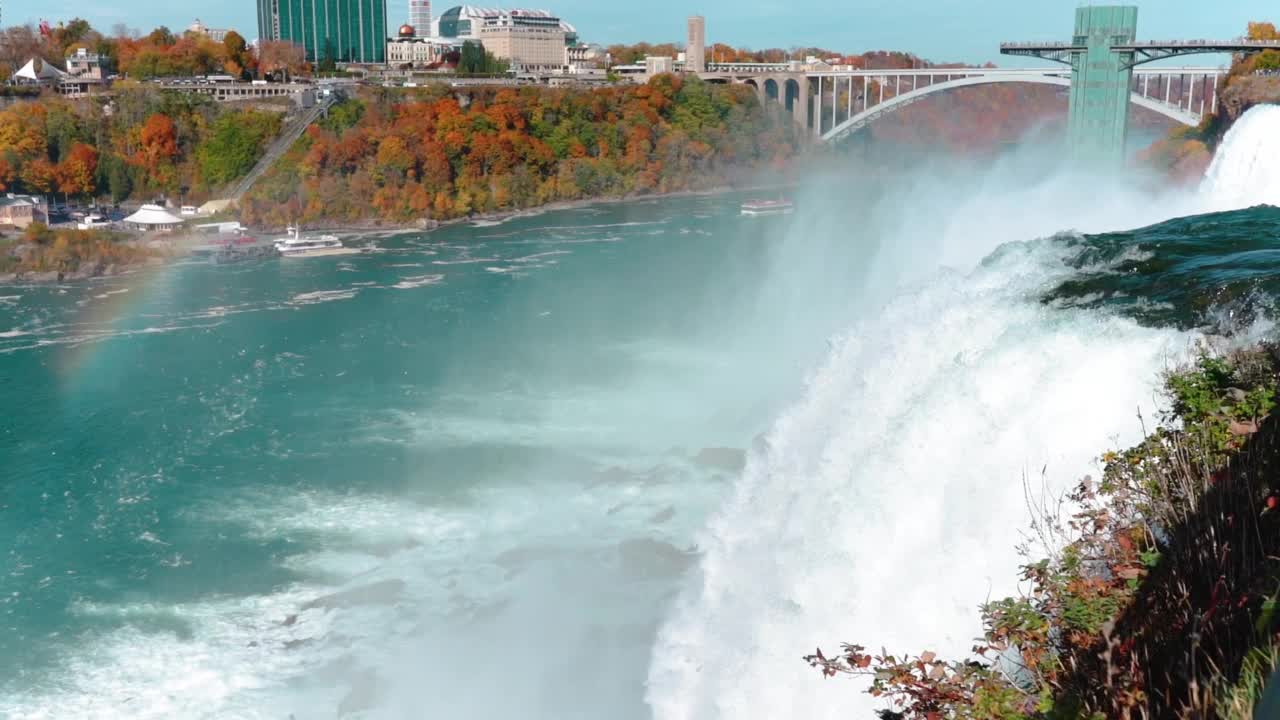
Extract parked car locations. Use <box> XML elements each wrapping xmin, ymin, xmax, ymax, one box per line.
<box><xmin>180</xmin><ymin>206</ymin><xmax>199</xmax><ymax>216</ymax></box>
<box><xmin>77</xmin><ymin>214</ymin><xmax>112</xmax><ymax>230</ymax></box>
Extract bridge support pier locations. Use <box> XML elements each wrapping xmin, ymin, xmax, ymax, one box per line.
<box><xmin>1066</xmin><ymin>6</ymin><xmax>1138</xmax><ymax>164</ymax></box>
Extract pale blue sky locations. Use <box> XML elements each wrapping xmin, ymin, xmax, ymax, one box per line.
<box><xmin>8</xmin><ymin>0</ymin><xmax>1277</xmax><ymax>64</ymax></box>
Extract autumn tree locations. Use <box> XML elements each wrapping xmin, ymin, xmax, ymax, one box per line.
<box><xmin>258</xmin><ymin>40</ymin><xmax>308</xmax><ymax>81</ymax></box>
<box><xmin>21</xmin><ymin>158</ymin><xmax>56</xmax><ymax>195</ymax></box>
<box><xmin>147</xmin><ymin>26</ymin><xmax>176</xmax><ymax>47</ymax></box>
<box><xmin>139</xmin><ymin>113</ymin><xmax>178</xmax><ymax>164</ymax></box>
<box><xmin>135</xmin><ymin>113</ymin><xmax>179</xmax><ymax>191</ymax></box>
<box><xmin>222</xmin><ymin>30</ymin><xmax>252</xmax><ymax>79</ymax></box>
<box><xmin>0</xmin><ymin>158</ymin><xmax>15</xmax><ymax>191</ymax></box>
<box><xmin>48</xmin><ymin>18</ymin><xmax>93</xmax><ymax>58</ymax></box>
<box><xmin>0</xmin><ymin>25</ymin><xmax>45</xmax><ymax>71</ymax></box>
<box><xmin>1247</xmin><ymin>21</ymin><xmax>1279</xmax><ymax>40</ymax></box>
<box><xmin>55</xmin><ymin>142</ymin><xmax>99</xmax><ymax>201</ymax></box>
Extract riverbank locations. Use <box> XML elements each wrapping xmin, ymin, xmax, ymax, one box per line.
<box><xmin>268</xmin><ymin>182</ymin><xmax>797</xmax><ymax>237</ymax></box>
<box><xmin>0</xmin><ymin>226</ymin><xmax>170</xmax><ymax>285</ymax></box>
<box><xmin>0</xmin><ymin>183</ymin><xmax>796</xmax><ymax>285</ymax></box>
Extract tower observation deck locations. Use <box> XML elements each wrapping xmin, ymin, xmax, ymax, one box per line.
<box><xmin>1001</xmin><ymin>6</ymin><xmax>1277</xmax><ymax>165</ymax></box>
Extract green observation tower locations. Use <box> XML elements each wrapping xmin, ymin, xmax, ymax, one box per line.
<box><xmin>257</xmin><ymin>0</ymin><xmax>388</xmax><ymax>65</ymax></box>
<box><xmin>1067</xmin><ymin>6</ymin><xmax>1138</xmax><ymax>164</ymax></box>
<box><xmin>1001</xmin><ymin>5</ymin><xmax>1140</xmax><ymax>166</ymax></box>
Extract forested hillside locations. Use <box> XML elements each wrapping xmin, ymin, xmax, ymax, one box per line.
<box><xmin>0</xmin><ymin>91</ymin><xmax>281</xmax><ymax>204</ymax></box>
<box><xmin>241</xmin><ymin>77</ymin><xmax>802</xmax><ymax>227</ymax></box>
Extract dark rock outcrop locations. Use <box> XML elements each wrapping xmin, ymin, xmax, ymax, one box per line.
<box><xmin>1217</xmin><ymin>75</ymin><xmax>1280</xmax><ymax>127</ymax></box>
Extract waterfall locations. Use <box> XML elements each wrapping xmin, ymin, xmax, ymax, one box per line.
<box><xmin>1201</xmin><ymin>104</ymin><xmax>1280</xmax><ymax>211</ymax></box>
<box><xmin>646</xmin><ymin>171</ymin><xmax>1195</xmax><ymax>719</ymax></box>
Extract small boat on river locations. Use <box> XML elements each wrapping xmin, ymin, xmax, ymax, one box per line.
<box><xmin>273</xmin><ymin>226</ymin><xmax>361</xmax><ymax>258</ymax></box>
<box><xmin>740</xmin><ymin>198</ymin><xmax>795</xmax><ymax>216</ymax></box>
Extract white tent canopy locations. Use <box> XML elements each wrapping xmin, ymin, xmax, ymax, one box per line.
<box><xmin>123</xmin><ymin>204</ymin><xmax>185</xmax><ymax>230</ymax></box>
<box><xmin>12</xmin><ymin>58</ymin><xmax>66</xmax><ymax>82</ymax></box>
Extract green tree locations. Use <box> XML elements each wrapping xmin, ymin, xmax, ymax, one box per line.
<box><xmin>196</xmin><ymin>111</ymin><xmax>281</xmax><ymax>187</ymax></box>
<box><xmin>320</xmin><ymin>98</ymin><xmax>365</xmax><ymax>134</ymax></box>
<box><xmin>147</xmin><ymin>26</ymin><xmax>176</xmax><ymax>47</ymax></box>
<box><xmin>319</xmin><ymin>39</ymin><xmax>337</xmax><ymax>73</ymax></box>
<box><xmin>458</xmin><ymin>41</ymin><xmax>509</xmax><ymax>75</ymax></box>
<box><xmin>51</xmin><ymin>19</ymin><xmax>92</xmax><ymax>56</ymax></box>
<box><xmin>44</xmin><ymin>105</ymin><xmax>88</xmax><ymax>162</ymax></box>
<box><xmin>102</xmin><ymin>155</ymin><xmax>132</xmax><ymax>203</ymax></box>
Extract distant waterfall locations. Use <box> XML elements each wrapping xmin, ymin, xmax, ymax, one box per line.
<box><xmin>1201</xmin><ymin>104</ymin><xmax>1280</xmax><ymax>211</ymax></box>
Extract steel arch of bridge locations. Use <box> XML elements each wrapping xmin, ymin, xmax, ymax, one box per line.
<box><xmin>813</xmin><ymin>69</ymin><xmax>1216</xmax><ymax>144</ymax></box>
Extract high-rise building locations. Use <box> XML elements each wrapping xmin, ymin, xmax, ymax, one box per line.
<box><xmin>685</xmin><ymin>15</ymin><xmax>705</xmax><ymax>73</ymax></box>
<box><xmin>188</xmin><ymin>18</ymin><xmax>233</xmax><ymax>42</ymax></box>
<box><xmin>409</xmin><ymin>0</ymin><xmax>432</xmax><ymax>37</ymax></box>
<box><xmin>257</xmin><ymin>0</ymin><xmax>389</xmax><ymax>64</ymax></box>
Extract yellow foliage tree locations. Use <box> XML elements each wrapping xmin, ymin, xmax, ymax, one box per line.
<box><xmin>1247</xmin><ymin>22</ymin><xmax>1278</xmax><ymax>41</ymax></box>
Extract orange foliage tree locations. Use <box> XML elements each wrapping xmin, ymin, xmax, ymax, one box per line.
<box><xmin>55</xmin><ymin>142</ymin><xmax>99</xmax><ymax>200</ymax></box>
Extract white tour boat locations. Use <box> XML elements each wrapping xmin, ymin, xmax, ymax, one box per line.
<box><xmin>273</xmin><ymin>225</ymin><xmax>361</xmax><ymax>258</ymax></box>
<box><xmin>740</xmin><ymin>198</ymin><xmax>794</xmax><ymax>216</ymax></box>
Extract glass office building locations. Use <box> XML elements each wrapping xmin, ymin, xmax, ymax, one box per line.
<box><xmin>257</xmin><ymin>0</ymin><xmax>388</xmax><ymax>64</ymax></box>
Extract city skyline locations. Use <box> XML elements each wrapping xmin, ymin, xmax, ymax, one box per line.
<box><xmin>10</xmin><ymin>0</ymin><xmax>1279</xmax><ymax>64</ymax></box>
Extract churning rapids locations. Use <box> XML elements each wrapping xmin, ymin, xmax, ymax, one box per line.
<box><xmin>2</xmin><ymin>105</ymin><xmax>1279</xmax><ymax>720</ymax></box>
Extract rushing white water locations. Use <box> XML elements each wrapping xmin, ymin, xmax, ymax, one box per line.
<box><xmin>1201</xmin><ymin>104</ymin><xmax>1280</xmax><ymax>211</ymax></box>
<box><xmin>646</xmin><ymin>161</ymin><xmax>1212</xmax><ymax>717</ymax></box>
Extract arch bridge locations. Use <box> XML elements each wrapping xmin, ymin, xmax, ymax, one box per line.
<box><xmin>699</xmin><ymin>6</ymin><xmax>1279</xmax><ymax>163</ymax></box>
<box><xmin>701</xmin><ymin>65</ymin><xmax>1223</xmax><ymax>145</ymax></box>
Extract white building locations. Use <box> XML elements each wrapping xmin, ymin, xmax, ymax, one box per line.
<box><xmin>11</xmin><ymin>57</ymin><xmax>66</xmax><ymax>85</ymax></box>
<box><xmin>188</xmin><ymin>18</ymin><xmax>232</xmax><ymax>43</ymax></box>
<box><xmin>644</xmin><ymin>55</ymin><xmax>675</xmax><ymax>78</ymax></box>
<box><xmin>685</xmin><ymin>15</ymin><xmax>705</xmax><ymax>73</ymax></box>
<box><xmin>432</xmin><ymin>6</ymin><xmax>578</xmax><ymax>71</ymax></box>
<box><xmin>387</xmin><ymin>24</ymin><xmax>461</xmax><ymax>66</ymax></box>
<box><xmin>122</xmin><ymin>205</ymin><xmax>186</xmax><ymax>232</ymax></box>
<box><xmin>0</xmin><ymin>194</ymin><xmax>49</xmax><ymax>229</ymax></box>
<box><xmin>566</xmin><ymin>43</ymin><xmax>608</xmax><ymax>70</ymax></box>
<box><xmin>409</xmin><ymin>0</ymin><xmax>433</xmax><ymax>37</ymax></box>
<box><xmin>66</xmin><ymin>48</ymin><xmax>104</xmax><ymax>80</ymax></box>
<box><xmin>611</xmin><ymin>63</ymin><xmax>646</xmax><ymax>82</ymax></box>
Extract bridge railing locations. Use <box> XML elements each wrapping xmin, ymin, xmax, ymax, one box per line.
<box><xmin>704</xmin><ymin>62</ymin><xmax>794</xmax><ymax>73</ymax></box>
<box><xmin>1123</xmin><ymin>37</ymin><xmax>1280</xmax><ymax>48</ymax></box>
<box><xmin>1000</xmin><ymin>41</ymin><xmax>1084</xmax><ymax>50</ymax></box>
